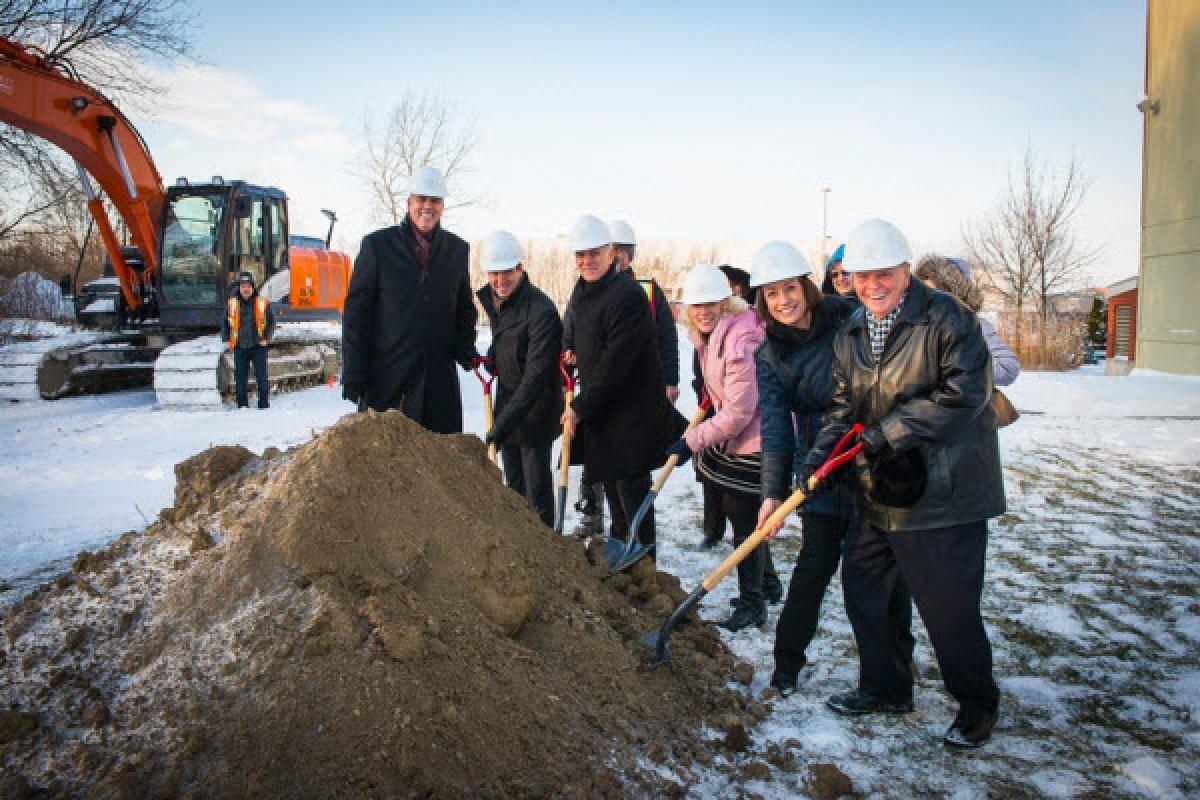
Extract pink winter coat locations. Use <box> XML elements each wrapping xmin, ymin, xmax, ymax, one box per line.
<box><xmin>685</xmin><ymin>307</ymin><xmax>765</xmax><ymax>456</ymax></box>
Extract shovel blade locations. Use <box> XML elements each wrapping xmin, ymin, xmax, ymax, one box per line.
<box><xmin>613</xmin><ymin>541</ymin><xmax>652</xmax><ymax>572</ymax></box>
<box><xmin>554</xmin><ymin>486</ymin><xmax>567</xmax><ymax>533</ymax></box>
<box><xmin>636</xmin><ymin>585</ymin><xmax>707</xmax><ymax>666</ymax></box>
<box><xmin>638</xmin><ymin>629</ymin><xmax>670</xmax><ymax>666</ymax></box>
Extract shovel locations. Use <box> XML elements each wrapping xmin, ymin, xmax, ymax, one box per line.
<box><xmin>472</xmin><ymin>357</ymin><xmax>498</xmax><ymax>465</ymax></box>
<box><xmin>603</xmin><ymin>391</ymin><xmax>712</xmax><ymax>572</ymax></box>
<box><xmin>639</xmin><ymin>423</ymin><xmax>864</xmax><ymax>665</ymax></box>
<box><xmin>552</xmin><ymin>353</ymin><xmax>576</xmax><ymax>534</ymax></box>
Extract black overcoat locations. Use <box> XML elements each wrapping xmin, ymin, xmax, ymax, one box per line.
<box><xmin>477</xmin><ymin>274</ymin><xmax>564</xmax><ymax>447</ymax></box>
<box><xmin>567</xmin><ymin>265</ymin><xmax>686</xmax><ymax>482</ymax></box>
<box><xmin>341</xmin><ymin>217</ymin><xmax>477</xmax><ymax>433</ymax></box>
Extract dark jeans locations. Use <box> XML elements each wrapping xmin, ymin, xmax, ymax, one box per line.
<box><xmin>843</xmin><ymin>518</ymin><xmax>997</xmax><ymax>712</ymax></box>
<box><xmin>501</xmin><ymin>443</ymin><xmax>555</xmax><ymax>528</ymax></box>
<box><xmin>234</xmin><ymin>345</ymin><xmax>269</xmax><ymax>408</ymax></box>
<box><xmin>774</xmin><ymin>512</ymin><xmax>852</xmax><ymax>677</ymax></box>
<box><xmin>724</xmin><ymin>491</ymin><xmax>771</xmax><ymax>609</ymax></box>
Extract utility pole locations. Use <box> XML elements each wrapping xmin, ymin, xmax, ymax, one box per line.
<box><xmin>820</xmin><ymin>187</ymin><xmax>831</xmax><ymax>267</ymax></box>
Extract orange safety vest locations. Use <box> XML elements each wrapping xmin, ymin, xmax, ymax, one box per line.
<box><xmin>227</xmin><ymin>296</ymin><xmax>268</xmax><ymax>348</ymax></box>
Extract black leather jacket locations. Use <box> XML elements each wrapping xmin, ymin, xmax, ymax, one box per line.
<box><xmin>804</xmin><ymin>278</ymin><xmax>1005</xmax><ymax>531</ymax></box>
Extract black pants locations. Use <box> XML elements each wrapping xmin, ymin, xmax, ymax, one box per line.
<box><xmin>843</xmin><ymin>518</ymin><xmax>998</xmax><ymax>712</ymax></box>
<box><xmin>723</xmin><ymin>491</ymin><xmax>772</xmax><ymax>609</ymax></box>
<box><xmin>501</xmin><ymin>443</ymin><xmax>555</xmax><ymax>528</ymax></box>
<box><xmin>702</xmin><ymin>478</ymin><xmax>726</xmax><ymax>542</ymax></box>
<box><xmin>774</xmin><ymin>512</ymin><xmax>852</xmax><ymax>677</ymax></box>
<box><xmin>602</xmin><ymin>474</ymin><xmax>655</xmax><ymax>554</ymax></box>
<box><xmin>234</xmin><ymin>345</ymin><xmax>269</xmax><ymax>408</ymax></box>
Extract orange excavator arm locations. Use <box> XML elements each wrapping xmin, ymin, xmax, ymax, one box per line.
<box><xmin>0</xmin><ymin>36</ymin><xmax>164</xmax><ymax>310</ymax></box>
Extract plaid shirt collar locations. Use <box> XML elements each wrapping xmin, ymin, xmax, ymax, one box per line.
<box><xmin>865</xmin><ymin>292</ymin><xmax>908</xmax><ymax>360</ymax></box>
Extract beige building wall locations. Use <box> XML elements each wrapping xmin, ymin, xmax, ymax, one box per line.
<box><xmin>1138</xmin><ymin>0</ymin><xmax>1200</xmax><ymax>374</ymax></box>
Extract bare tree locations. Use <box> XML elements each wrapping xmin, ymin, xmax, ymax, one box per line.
<box><xmin>0</xmin><ymin>0</ymin><xmax>195</xmax><ymax>109</ymax></box>
<box><xmin>359</xmin><ymin>91</ymin><xmax>480</xmax><ymax>225</ymax></box>
<box><xmin>964</xmin><ymin>145</ymin><xmax>1098</xmax><ymax>364</ymax></box>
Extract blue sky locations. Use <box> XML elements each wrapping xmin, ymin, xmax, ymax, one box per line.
<box><xmin>137</xmin><ymin>1</ymin><xmax>1146</xmax><ymax>283</ymax></box>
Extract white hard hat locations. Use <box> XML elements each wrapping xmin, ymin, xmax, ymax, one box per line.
<box><xmin>749</xmin><ymin>241</ymin><xmax>812</xmax><ymax>287</ymax></box>
<box><xmin>681</xmin><ymin>263</ymin><xmax>733</xmax><ymax>305</ymax></box>
<box><xmin>609</xmin><ymin>219</ymin><xmax>636</xmax><ymax>246</ymax></box>
<box><xmin>409</xmin><ymin>165</ymin><xmax>448</xmax><ymax>199</ymax></box>
<box><xmin>569</xmin><ymin>214</ymin><xmax>612</xmax><ymax>252</ymax></box>
<box><xmin>842</xmin><ymin>218</ymin><xmax>912</xmax><ymax>272</ymax></box>
<box><xmin>480</xmin><ymin>230</ymin><xmax>524</xmax><ymax>272</ymax></box>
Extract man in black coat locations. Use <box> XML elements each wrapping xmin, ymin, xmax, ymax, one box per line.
<box><xmin>804</xmin><ymin>218</ymin><xmax>1004</xmax><ymax>749</ymax></box>
<box><xmin>341</xmin><ymin>166</ymin><xmax>478</xmax><ymax>433</ymax></box>
<box><xmin>476</xmin><ymin>230</ymin><xmax>563</xmax><ymax>527</ymax></box>
<box><xmin>561</xmin><ymin>215</ymin><xmax>685</xmax><ymax>558</ymax></box>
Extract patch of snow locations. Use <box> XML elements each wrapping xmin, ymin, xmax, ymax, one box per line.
<box><xmin>1122</xmin><ymin>755</ymin><xmax>1182</xmax><ymax>798</ymax></box>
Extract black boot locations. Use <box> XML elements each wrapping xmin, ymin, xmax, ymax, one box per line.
<box><xmin>943</xmin><ymin>706</ymin><xmax>997</xmax><ymax>749</ymax></box>
<box><xmin>763</xmin><ymin>571</ymin><xmax>784</xmax><ymax>605</ymax></box>
<box><xmin>717</xmin><ymin>600</ymin><xmax>766</xmax><ymax>632</ymax></box>
<box><xmin>826</xmin><ymin>689</ymin><xmax>914</xmax><ymax>716</ymax></box>
<box><xmin>769</xmin><ymin>669</ymin><xmax>799</xmax><ymax>697</ymax></box>
<box><xmin>573</xmin><ymin>481</ymin><xmax>603</xmax><ymax>534</ymax></box>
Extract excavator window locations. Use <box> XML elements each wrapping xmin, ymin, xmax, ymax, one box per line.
<box><xmin>230</xmin><ymin>194</ymin><xmax>266</xmax><ymax>288</ymax></box>
<box><xmin>266</xmin><ymin>198</ymin><xmax>288</xmax><ymax>277</ymax></box>
<box><xmin>160</xmin><ymin>192</ymin><xmax>226</xmax><ymax>306</ymax></box>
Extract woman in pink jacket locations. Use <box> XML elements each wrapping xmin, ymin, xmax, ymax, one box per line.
<box><xmin>665</xmin><ymin>263</ymin><xmax>779</xmax><ymax>631</ymax></box>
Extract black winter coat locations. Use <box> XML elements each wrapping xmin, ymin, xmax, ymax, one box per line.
<box><xmin>563</xmin><ymin>268</ymin><xmax>679</xmax><ymax>388</ymax></box>
<box><xmin>341</xmin><ymin>217</ymin><xmax>477</xmax><ymax>433</ymax></box>
<box><xmin>804</xmin><ymin>278</ymin><xmax>1005</xmax><ymax>531</ymax></box>
<box><xmin>567</xmin><ymin>265</ymin><xmax>686</xmax><ymax>482</ymax></box>
<box><xmin>477</xmin><ymin>274</ymin><xmax>564</xmax><ymax>447</ymax></box>
<box><xmin>754</xmin><ymin>295</ymin><xmax>856</xmax><ymax>519</ymax></box>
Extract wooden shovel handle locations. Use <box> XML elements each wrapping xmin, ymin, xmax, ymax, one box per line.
<box><xmin>558</xmin><ymin>391</ymin><xmax>573</xmax><ymax>487</ymax></box>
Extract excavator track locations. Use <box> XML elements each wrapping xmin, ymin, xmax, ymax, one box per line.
<box><xmin>154</xmin><ymin>322</ymin><xmax>341</xmax><ymax>410</ymax></box>
<box><xmin>0</xmin><ymin>331</ymin><xmax>111</xmax><ymax>402</ymax></box>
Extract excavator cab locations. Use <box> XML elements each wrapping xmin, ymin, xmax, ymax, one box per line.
<box><xmin>157</xmin><ymin>181</ymin><xmax>289</xmax><ymax>331</ymax></box>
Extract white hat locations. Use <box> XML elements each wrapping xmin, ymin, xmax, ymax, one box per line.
<box><xmin>409</xmin><ymin>165</ymin><xmax>448</xmax><ymax>199</ymax></box>
<box><xmin>748</xmin><ymin>241</ymin><xmax>812</xmax><ymax>287</ymax></box>
<box><xmin>608</xmin><ymin>219</ymin><xmax>636</xmax><ymax>246</ymax></box>
<box><xmin>842</xmin><ymin>218</ymin><xmax>912</xmax><ymax>272</ymax></box>
<box><xmin>681</xmin><ymin>263</ymin><xmax>733</xmax><ymax>305</ymax></box>
<box><xmin>480</xmin><ymin>230</ymin><xmax>524</xmax><ymax>272</ymax></box>
<box><xmin>569</xmin><ymin>214</ymin><xmax>612</xmax><ymax>252</ymax></box>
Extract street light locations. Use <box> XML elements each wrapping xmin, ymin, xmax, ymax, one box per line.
<box><xmin>820</xmin><ymin>187</ymin><xmax>832</xmax><ymax>267</ymax></box>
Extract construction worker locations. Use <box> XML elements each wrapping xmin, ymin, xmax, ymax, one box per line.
<box><xmin>804</xmin><ymin>218</ymin><xmax>1003</xmax><ymax>749</ymax></box>
<box><xmin>561</xmin><ymin>214</ymin><xmax>685</xmax><ymax>559</ymax></box>
<box><xmin>220</xmin><ymin>271</ymin><xmax>275</xmax><ymax>409</ymax></box>
<box><xmin>476</xmin><ymin>231</ymin><xmax>564</xmax><ymax>528</ymax></box>
<box><xmin>666</xmin><ymin>264</ymin><xmax>775</xmax><ymax>631</ymax></box>
<box><xmin>341</xmin><ymin>165</ymin><xmax>479</xmax><ymax>433</ymax></box>
<box><xmin>749</xmin><ymin>241</ymin><xmax>861</xmax><ymax>695</ymax></box>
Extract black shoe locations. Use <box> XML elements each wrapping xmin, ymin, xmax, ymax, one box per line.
<box><xmin>826</xmin><ymin>689</ymin><xmax>914</xmax><ymax>716</ymax></box>
<box><xmin>943</xmin><ymin>707</ymin><xmax>997</xmax><ymax>749</ymax></box>
<box><xmin>769</xmin><ymin>671</ymin><xmax>798</xmax><ymax>697</ymax></box>
<box><xmin>764</xmin><ymin>575</ymin><xmax>784</xmax><ymax>605</ymax></box>
<box><xmin>717</xmin><ymin>603</ymin><xmax>766</xmax><ymax>632</ymax></box>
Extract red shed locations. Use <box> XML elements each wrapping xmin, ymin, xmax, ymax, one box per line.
<box><xmin>1106</xmin><ymin>276</ymin><xmax>1139</xmax><ymax>361</ymax></box>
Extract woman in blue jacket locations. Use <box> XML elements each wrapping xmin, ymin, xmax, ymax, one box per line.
<box><xmin>750</xmin><ymin>241</ymin><xmax>859</xmax><ymax>695</ymax></box>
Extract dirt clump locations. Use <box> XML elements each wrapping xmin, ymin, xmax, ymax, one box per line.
<box><xmin>1</xmin><ymin>410</ymin><xmax>752</xmax><ymax>798</ymax></box>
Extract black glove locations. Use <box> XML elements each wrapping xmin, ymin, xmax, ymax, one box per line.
<box><xmin>484</xmin><ymin>425</ymin><xmax>504</xmax><ymax>446</ymax></box>
<box><xmin>342</xmin><ymin>382</ymin><xmax>365</xmax><ymax>405</ymax></box>
<box><xmin>859</xmin><ymin>425</ymin><xmax>891</xmax><ymax>460</ymax></box>
<box><xmin>798</xmin><ymin>463</ymin><xmax>826</xmax><ymax>496</ymax></box>
<box><xmin>666</xmin><ymin>438</ymin><xmax>693</xmax><ymax>466</ymax></box>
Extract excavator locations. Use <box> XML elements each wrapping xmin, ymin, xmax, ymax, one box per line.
<box><xmin>0</xmin><ymin>35</ymin><xmax>351</xmax><ymax>407</ymax></box>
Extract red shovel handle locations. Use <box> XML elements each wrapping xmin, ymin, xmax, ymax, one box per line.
<box><xmin>812</xmin><ymin>423</ymin><xmax>865</xmax><ymax>484</ymax></box>
<box><xmin>699</xmin><ymin>388</ymin><xmax>712</xmax><ymax>412</ymax></box>
<box><xmin>559</xmin><ymin>351</ymin><xmax>576</xmax><ymax>392</ymax></box>
<box><xmin>472</xmin><ymin>358</ymin><xmax>494</xmax><ymax>393</ymax></box>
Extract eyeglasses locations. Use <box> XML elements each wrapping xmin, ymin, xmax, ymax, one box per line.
<box><xmin>829</xmin><ymin>270</ymin><xmax>849</xmax><ymax>280</ymax></box>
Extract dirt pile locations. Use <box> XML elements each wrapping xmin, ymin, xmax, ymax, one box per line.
<box><xmin>1</xmin><ymin>410</ymin><xmax>771</xmax><ymax>798</ymax></box>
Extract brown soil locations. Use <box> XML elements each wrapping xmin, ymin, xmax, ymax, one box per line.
<box><xmin>0</xmin><ymin>410</ymin><xmax>766</xmax><ymax>798</ymax></box>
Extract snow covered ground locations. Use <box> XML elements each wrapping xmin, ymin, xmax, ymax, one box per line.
<box><xmin>1</xmin><ymin>327</ymin><xmax>1199</xmax><ymax>797</ymax></box>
